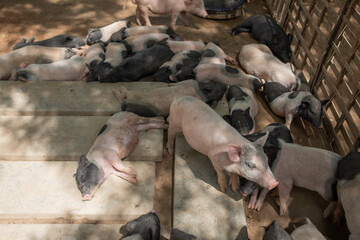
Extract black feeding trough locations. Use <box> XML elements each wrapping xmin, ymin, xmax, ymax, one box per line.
<box><xmin>204</xmin><ymin>0</ymin><xmax>247</xmax><ymax>19</ymax></box>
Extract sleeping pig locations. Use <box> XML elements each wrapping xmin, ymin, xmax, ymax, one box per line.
<box><xmin>74</xmin><ymin>111</ymin><xmax>167</xmax><ymax>201</ymax></box>
<box><xmin>9</xmin><ymin>55</ymin><xmax>88</xmax><ymax>82</ymax></box>
<box><xmin>0</xmin><ymin>45</ymin><xmax>75</xmax><ymax>80</ymax></box>
<box><xmin>166</xmin><ymin>95</ymin><xmax>278</xmax><ymax>193</ymax></box>
<box><xmin>12</xmin><ymin>35</ymin><xmax>85</xmax><ymax>50</ymax></box>
<box><xmin>198</xmin><ymin>41</ymin><xmax>237</xmax><ymax>65</ymax></box>
<box><xmin>121</xmin><ymin>33</ymin><xmax>172</xmax><ymax>55</ymax></box>
<box><xmin>86</xmin><ymin>19</ymin><xmax>131</xmax><ymax>44</ymax></box>
<box><xmin>122</xmin><ymin>211</ymin><xmax>160</xmax><ymax>240</ymax></box>
<box><xmin>239</xmin><ymin>44</ymin><xmax>304</xmax><ymax>91</ymax></box>
<box><xmin>263</xmin><ymin>82</ymin><xmax>328</xmax><ymax>129</ymax></box>
<box><xmin>113</xmin><ymin>80</ymin><xmax>226</xmax><ymax>117</ymax></box>
<box><xmin>229</xmin><ymin>14</ymin><xmax>292</xmax><ymax>63</ymax></box>
<box><xmin>84</xmin><ymin>42</ymin><xmax>105</xmax><ymax>69</ymax></box>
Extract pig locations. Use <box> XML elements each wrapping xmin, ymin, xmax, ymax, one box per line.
<box><xmin>0</xmin><ymin>46</ymin><xmax>75</xmax><ymax>80</ymax></box>
<box><xmin>194</xmin><ymin>63</ymin><xmax>263</xmax><ymax>92</ymax></box>
<box><xmin>122</xmin><ymin>211</ymin><xmax>160</xmax><ymax>240</ymax></box>
<box><xmin>131</xmin><ymin>0</ymin><xmax>208</xmax><ymax>28</ymax></box>
<box><xmin>109</xmin><ymin>25</ymin><xmax>182</xmax><ymax>42</ymax></box>
<box><xmin>198</xmin><ymin>41</ymin><xmax>237</xmax><ymax>65</ymax></box>
<box><xmin>290</xmin><ymin>218</ymin><xmax>326</xmax><ymax>240</ymax></box>
<box><xmin>170</xmin><ymin>229</ymin><xmax>197</xmax><ymax>240</ymax></box>
<box><xmin>151</xmin><ymin>50</ymin><xmax>201</xmax><ymax>82</ymax></box>
<box><xmin>229</xmin><ymin>14</ymin><xmax>292</xmax><ymax>63</ymax></box>
<box><xmin>253</xmin><ymin>141</ymin><xmax>341</xmax><ymax>215</ymax></box>
<box><xmin>9</xmin><ymin>55</ymin><xmax>88</xmax><ymax>82</ymax></box>
<box><xmin>165</xmin><ymin>40</ymin><xmax>206</xmax><ymax>54</ymax></box>
<box><xmin>223</xmin><ymin>85</ymin><xmax>258</xmax><ymax>135</ymax></box>
<box><xmin>86</xmin><ymin>42</ymin><xmax>128</xmax><ymax>82</ymax></box>
<box><xmin>121</xmin><ymin>33</ymin><xmax>172</xmax><ymax>55</ymax></box>
<box><xmin>263</xmin><ymin>82</ymin><xmax>329</xmax><ymax>129</ymax></box>
<box><xmin>166</xmin><ymin>95</ymin><xmax>278</xmax><ymax>192</ymax></box>
<box><xmin>12</xmin><ymin>35</ymin><xmax>86</xmax><ymax>51</ymax></box>
<box><xmin>263</xmin><ymin>220</ymin><xmax>293</xmax><ymax>240</ymax></box>
<box><xmin>84</xmin><ymin>43</ymin><xmax>105</xmax><ymax>69</ymax></box>
<box><xmin>113</xmin><ymin>80</ymin><xmax>226</xmax><ymax>117</ymax></box>
<box><xmin>239</xmin><ymin>44</ymin><xmax>304</xmax><ymax>91</ymax></box>
<box><xmin>336</xmin><ymin>138</ymin><xmax>360</xmax><ymax>240</ymax></box>
<box><xmin>86</xmin><ymin>19</ymin><xmax>131</xmax><ymax>44</ymax></box>
<box><xmin>101</xmin><ymin>42</ymin><xmax>174</xmax><ymax>82</ymax></box>
<box><xmin>74</xmin><ymin>111</ymin><xmax>167</xmax><ymax>200</ymax></box>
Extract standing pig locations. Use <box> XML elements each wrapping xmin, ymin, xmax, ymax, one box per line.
<box><xmin>131</xmin><ymin>0</ymin><xmax>208</xmax><ymax>28</ymax></box>
<box><xmin>102</xmin><ymin>41</ymin><xmax>174</xmax><ymax>82</ymax></box>
<box><xmin>194</xmin><ymin>63</ymin><xmax>263</xmax><ymax>92</ymax></box>
<box><xmin>122</xmin><ymin>211</ymin><xmax>160</xmax><ymax>240</ymax></box>
<box><xmin>223</xmin><ymin>85</ymin><xmax>258</xmax><ymax>135</ymax></box>
<box><xmin>86</xmin><ymin>20</ymin><xmax>131</xmax><ymax>44</ymax></box>
<box><xmin>239</xmin><ymin>44</ymin><xmax>303</xmax><ymax>91</ymax></box>
<box><xmin>263</xmin><ymin>220</ymin><xmax>293</xmax><ymax>240</ymax></box>
<box><xmin>336</xmin><ymin>138</ymin><xmax>360</xmax><ymax>240</ymax></box>
<box><xmin>74</xmin><ymin>112</ymin><xmax>167</xmax><ymax>201</ymax></box>
<box><xmin>166</xmin><ymin>95</ymin><xmax>278</xmax><ymax>192</ymax></box>
<box><xmin>229</xmin><ymin>14</ymin><xmax>292</xmax><ymax>63</ymax></box>
<box><xmin>254</xmin><ymin>141</ymin><xmax>341</xmax><ymax>215</ymax></box>
<box><xmin>113</xmin><ymin>80</ymin><xmax>226</xmax><ymax>117</ymax></box>
<box><xmin>151</xmin><ymin>50</ymin><xmax>201</xmax><ymax>82</ymax></box>
<box><xmin>12</xmin><ymin>34</ymin><xmax>86</xmax><ymax>50</ymax></box>
<box><xmin>84</xmin><ymin>43</ymin><xmax>105</xmax><ymax>69</ymax></box>
<box><xmin>0</xmin><ymin>46</ymin><xmax>75</xmax><ymax>80</ymax></box>
<box><xmin>263</xmin><ymin>82</ymin><xmax>328</xmax><ymax>129</ymax></box>
<box><xmin>9</xmin><ymin>55</ymin><xmax>88</xmax><ymax>82</ymax></box>
<box><xmin>290</xmin><ymin>218</ymin><xmax>326</xmax><ymax>240</ymax></box>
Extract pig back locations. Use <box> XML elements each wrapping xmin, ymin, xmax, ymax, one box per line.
<box><xmin>272</xmin><ymin>141</ymin><xmax>341</xmax><ymax>201</ymax></box>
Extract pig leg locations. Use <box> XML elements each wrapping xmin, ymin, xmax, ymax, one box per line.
<box><xmin>112</xmin><ymin>166</ymin><xmax>138</xmax><ymax>184</ymax></box>
<box><xmin>139</xmin><ymin>5</ymin><xmax>151</xmax><ymax>26</ymax></box>
<box><xmin>285</xmin><ymin>112</ymin><xmax>294</xmax><ymax>129</ymax></box>
<box><xmin>229</xmin><ymin>173</ymin><xmax>239</xmax><ymax>192</ymax></box>
<box><xmin>135</xmin><ymin>122</ymin><xmax>168</xmax><ymax>131</ymax></box>
<box><xmin>248</xmin><ymin>187</ymin><xmax>259</xmax><ymax>209</ymax></box>
<box><xmin>213</xmin><ymin>166</ymin><xmax>228</xmax><ymax>192</ymax></box>
<box><xmin>180</xmin><ymin>11</ymin><xmax>189</xmax><ymax>26</ymax></box>
<box><xmin>254</xmin><ymin>188</ymin><xmax>270</xmax><ymax>211</ymax></box>
<box><xmin>229</xmin><ymin>21</ymin><xmax>251</xmax><ymax>36</ymax></box>
<box><xmin>278</xmin><ymin>182</ymin><xmax>293</xmax><ymax>216</ymax></box>
<box><xmin>112</xmin><ymin>87</ymin><xmax>128</xmax><ymax>103</ymax></box>
<box><xmin>171</xmin><ymin>11</ymin><xmax>180</xmax><ymax>28</ymax></box>
<box><xmin>136</xmin><ymin>116</ymin><xmax>165</xmax><ymax>124</ymax></box>
<box><xmin>166</xmin><ymin>116</ymin><xmax>182</xmax><ymax>154</ymax></box>
<box><xmin>135</xmin><ymin>6</ymin><xmax>142</xmax><ymax>26</ymax></box>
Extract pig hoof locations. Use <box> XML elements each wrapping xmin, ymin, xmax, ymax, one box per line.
<box><xmin>255</xmin><ymin>202</ymin><xmax>264</xmax><ymax>211</ymax></box>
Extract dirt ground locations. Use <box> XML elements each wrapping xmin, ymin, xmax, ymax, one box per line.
<box><xmin>0</xmin><ymin>0</ymin><xmax>350</xmax><ymax>239</ymax></box>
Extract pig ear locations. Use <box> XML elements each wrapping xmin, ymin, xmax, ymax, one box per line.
<box><xmin>228</xmin><ymin>144</ymin><xmax>244</xmax><ymax>163</ymax></box>
<box><xmin>254</xmin><ymin>131</ymin><xmax>269</xmax><ymax>147</ymax></box>
<box><xmin>79</xmin><ymin>155</ymin><xmax>90</xmax><ymax>166</ymax></box>
<box><xmin>320</xmin><ymin>99</ymin><xmax>330</xmax><ymax>106</ymax></box>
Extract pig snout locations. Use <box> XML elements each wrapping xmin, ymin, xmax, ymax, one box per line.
<box><xmin>261</xmin><ymin>169</ymin><xmax>278</xmax><ymax>190</ymax></box>
<box><xmin>82</xmin><ymin>194</ymin><xmax>92</xmax><ymax>201</ymax></box>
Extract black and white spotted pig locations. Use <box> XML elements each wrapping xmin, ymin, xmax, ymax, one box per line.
<box><xmin>121</xmin><ymin>33</ymin><xmax>171</xmax><ymax>55</ymax></box>
<box><xmin>263</xmin><ymin>82</ymin><xmax>328</xmax><ymax>129</ymax></box>
<box><xmin>198</xmin><ymin>41</ymin><xmax>237</xmax><ymax>65</ymax></box>
<box><xmin>84</xmin><ymin>43</ymin><xmax>105</xmax><ymax>69</ymax></box>
<box><xmin>122</xmin><ymin>211</ymin><xmax>160</xmax><ymax>240</ymax></box>
<box><xmin>86</xmin><ymin>20</ymin><xmax>131</xmax><ymax>44</ymax></box>
<box><xmin>12</xmin><ymin>34</ymin><xmax>85</xmax><ymax>50</ymax></box>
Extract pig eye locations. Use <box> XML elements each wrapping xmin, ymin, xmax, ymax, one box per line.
<box><xmin>246</xmin><ymin>162</ymin><xmax>256</xmax><ymax>169</ymax></box>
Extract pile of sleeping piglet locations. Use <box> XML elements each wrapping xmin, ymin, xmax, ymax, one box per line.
<box><xmin>1</xmin><ymin>10</ymin><xmax>358</xmax><ymax>240</ymax></box>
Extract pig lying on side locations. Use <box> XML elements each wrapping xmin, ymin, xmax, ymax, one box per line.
<box><xmin>113</xmin><ymin>80</ymin><xmax>226</xmax><ymax>117</ymax></box>
<box><xmin>121</xmin><ymin>33</ymin><xmax>172</xmax><ymax>54</ymax></box>
<box><xmin>74</xmin><ymin>112</ymin><xmax>167</xmax><ymax>201</ymax></box>
<box><xmin>131</xmin><ymin>0</ymin><xmax>208</xmax><ymax>28</ymax></box>
<box><xmin>84</xmin><ymin>43</ymin><xmax>105</xmax><ymax>69</ymax></box>
<box><xmin>87</xmin><ymin>42</ymin><xmax>128</xmax><ymax>82</ymax></box>
<box><xmin>336</xmin><ymin>138</ymin><xmax>360</xmax><ymax>240</ymax></box>
<box><xmin>239</xmin><ymin>44</ymin><xmax>304</xmax><ymax>91</ymax></box>
<box><xmin>122</xmin><ymin>211</ymin><xmax>160</xmax><ymax>240</ymax></box>
<box><xmin>9</xmin><ymin>55</ymin><xmax>88</xmax><ymax>82</ymax></box>
<box><xmin>165</xmin><ymin>40</ymin><xmax>205</xmax><ymax>54</ymax></box>
<box><xmin>223</xmin><ymin>85</ymin><xmax>258</xmax><ymax>135</ymax></box>
<box><xmin>195</xmin><ymin>63</ymin><xmax>263</xmax><ymax>92</ymax></box>
<box><xmin>229</xmin><ymin>14</ymin><xmax>292</xmax><ymax>63</ymax></box>
<box><xmin>0</xmin><ymin>46</ymin><xmax>75</xmax><ymax>80</ymax></box>
<box><xmin>290</xmin><ymin>218</ymin><xmax>326</xmax><ymax>240</ymax></box>
<box><xmin>12</xmin><ymin>35</ymin><xmax>86</xmax><ymax>50</ymax></box>
<box><xmin>166</xmin><ymin>95</ymin><xmax>278</xmax><ymax>193</ymax></box>
<box><xmin>151</xmin><ymin>50</ymin><xmax>201</xmax><ymax>82</ymax></box>
<box><xmin>263</xmin><ymin>82</ymin><xmax>328</xmax><ymax>129</ymax></box>
<box><xmin>263</xmin><ymin>220</ymin><xmax>293</xmax><ymax>240</ymax></box>
<box><xmin>198</xmin><ymin>41</ymin><xmax>237</xmax><ymax>65</ymax></box>
<box><xmin>253</xmin><ymin>141</ymin><xmax>341</xmax><ymax>215</ymax></box>
<box><xmin>86</xmin><ymin>19</ymin><xmax>131</xmax><ymax>44</ymax></box>
<box><xmin>101</xmin><ymin>41</ymin><xmax>174</xmax><ymax>82</ymax></box>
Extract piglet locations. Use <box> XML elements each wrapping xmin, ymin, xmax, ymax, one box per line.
<box><xmin>239</xmin><ymin>44</ymin><xmax>304</xmax><ymax>91</ymax></box>
<box><xmin>122</xmin><ymin>211</ymin><xmax>160</xmax><ymax>240</ymax></box>
<box><xmin>132</xmin><ymin>0</ymin><xmax>208</xmax><ymax>28</ymax></box>
<box><xmin>254</xmin><ymin>141</ymin><xmax>341</xmax><ymax>215</ymax></box>
<box><xmin>113</xmin><ymin>80</ymin><xmax>226</xmax><ymax>117</ymax></box>
<box><xmin>121</xmin><ymin>33</ymin><xmax>171</xmax><ymax>54</ymax></box>
<box><xmin>336</xmin><ymin>138</ymin><xmax>360</xmax><ymax>240</ymax></box>
<box><xmin>12</xmin><ymin>35</ymin><xmax>85</xmax><ymax>50</ymax></box>
<box><xmin>10</xmin><ymin>55</ymin><xmax>88</xmax><ymax>82</ymax></box>
<box><xmin>229</xmin><ymin>14</ymin><xmax>292</xmax><ymax>63</ymax></box>
<box><xmin>198</xmin><ymin>41</ymin><xmax>237</xmax><ymax>65</ymax></box>
<box><xmin>86</xmin><ymin>20</ymin><xmax>131</xmax><ymax>44</ymax></box>
<box><xmin>263</xmin><ymin>220</ymin><xmax>293</xmax><ymax>240</ymax></box>
<box><xmin>165</xmin><ymin>40</ymin><xmax>205</xmax><ymax>54</ymax></box>
<box><xmin>195</xmin><ymin>63</ymin><xmax>263</xmax><ymax>92</ymax></box>
<box><xmin>84</xmin><ymin>42</ymin><xmax>105</xmax><ymax>69</ymax></box>
<box><xmin>263</xmin><ymin>82</ymin><xmax>328</xmax><ymax>129</ymax></box>
<box><xmin>166</xmin><ymin>95</ymin><xmax>278</xmax><ymax>193</ymax></box>
<box><xmin>290</xmin><ymin>218</ymin><xmax>326</xmax><ymax>240</ymax></box>
<box><xmin>223</xmin><ymin>85</ymin><xmax>258</xmax><ymax>135</ymax></box>
<box><xmin>74</xmin><ymin>111</ymin><xmax>167</xmax><ymax>201</ymax></box>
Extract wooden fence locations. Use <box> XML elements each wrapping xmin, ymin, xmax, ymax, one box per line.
<box><xmin>265</xmin><ymin>0</ymin><xmax>360</xmax><ymax>155</ymax></box>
